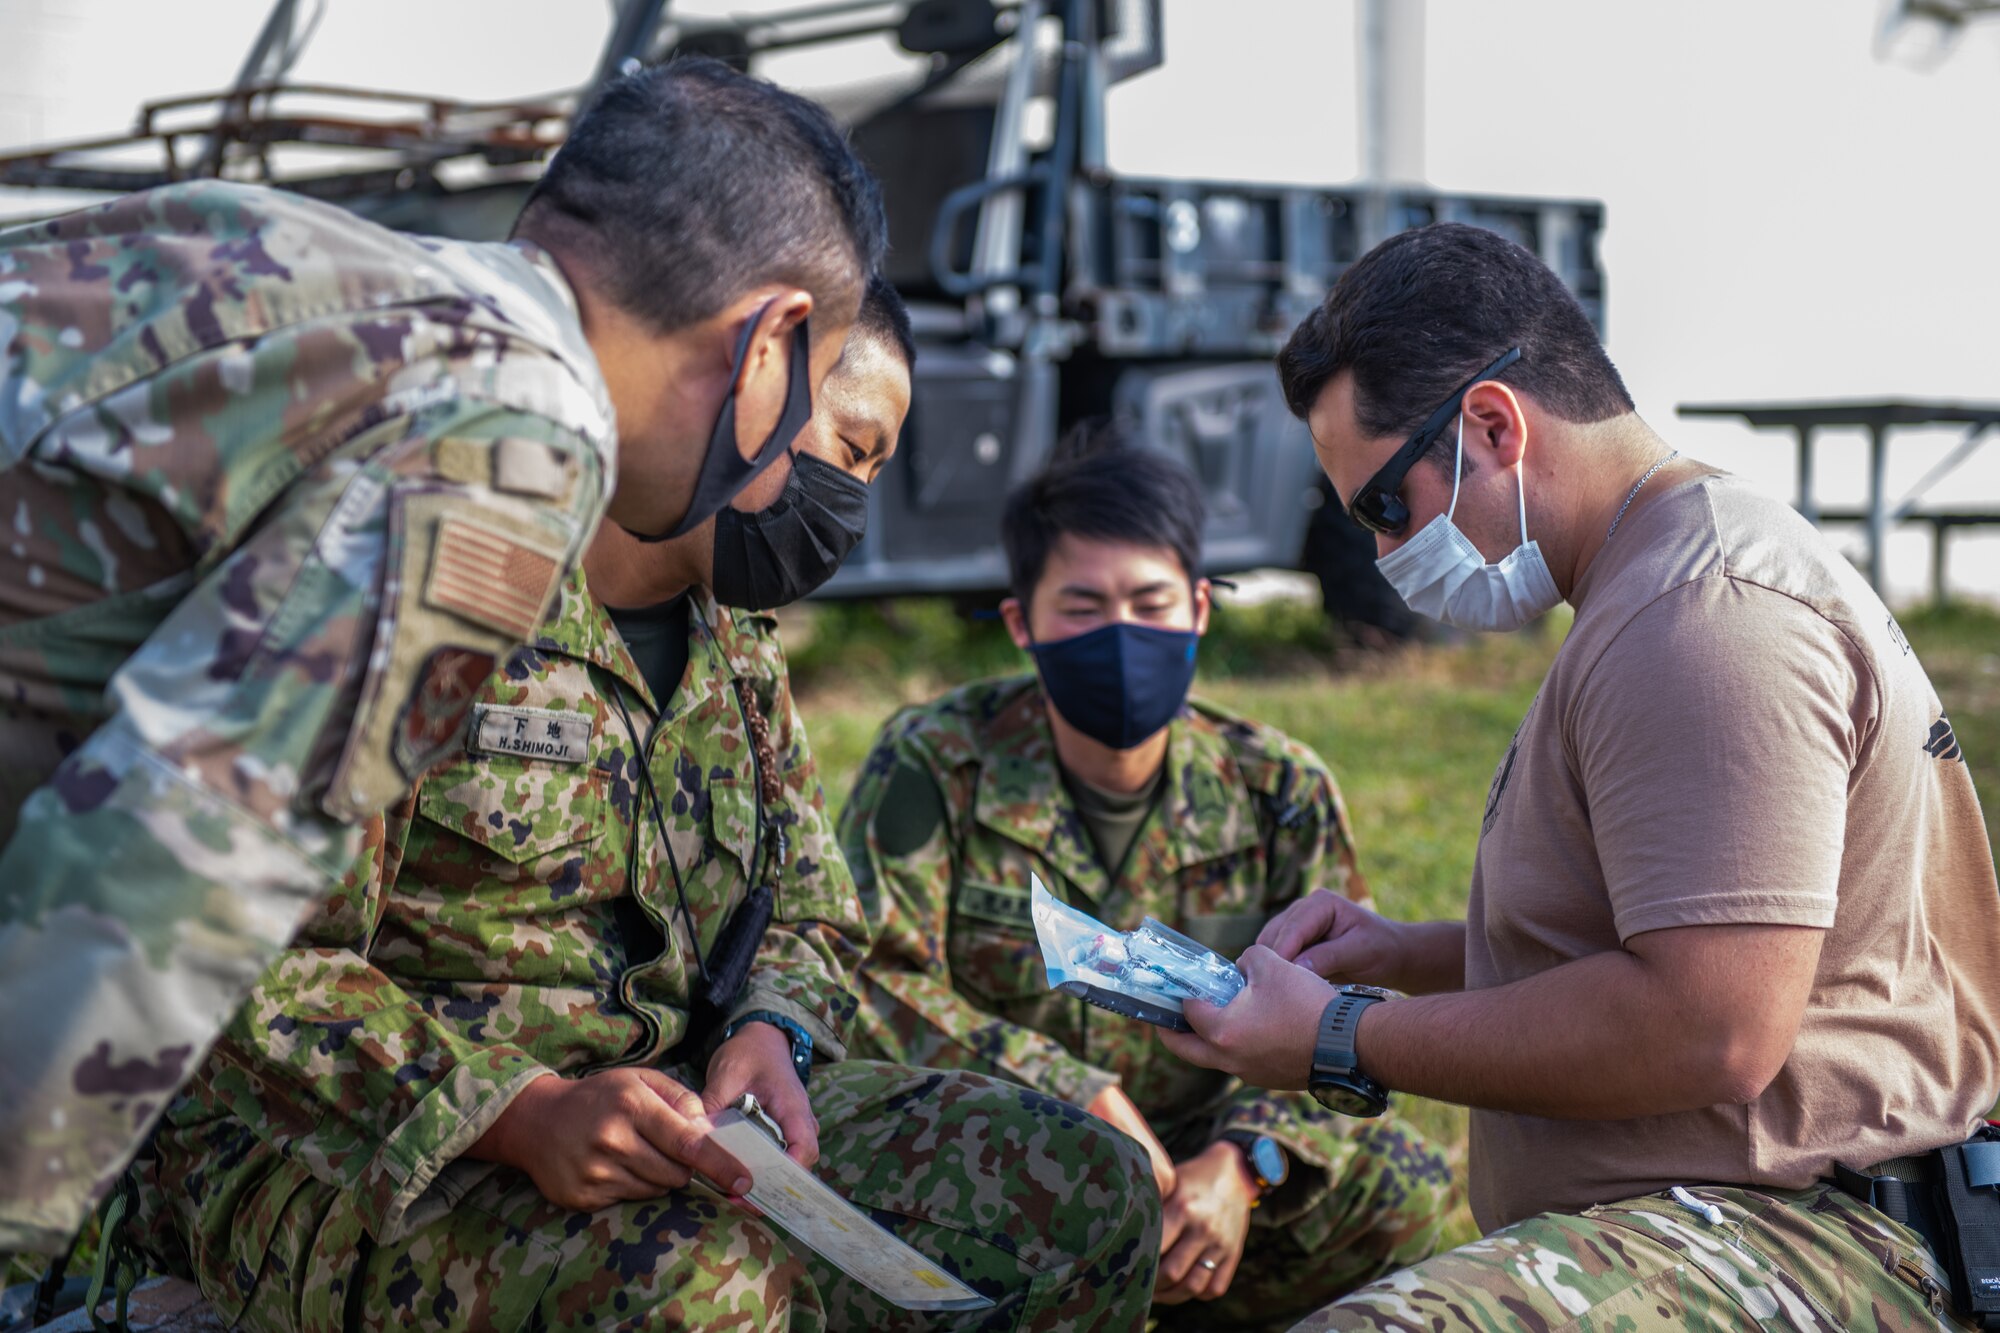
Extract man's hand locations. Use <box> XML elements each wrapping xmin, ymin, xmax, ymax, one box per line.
<box><xmin>1154</xmin><ymin>1141</ymin><xmax>1257</xmax><ymax>1304</ymax></box>
<box><xmin>1160</xmin><ymin>946</ymin><xmax>1334</xmax><ymax>1090</ymax></box>
<box><xmin>1258</xmin><ymin>889</ymin><xmax>1404</xmax><ymax>984</ymax></box>
<box><xmin>703</xmin><ymin>1022</ymin><xmax>820</xmax><ymax>1168</ymax></box>
<box><xmin>1259</xmin><ymin>889</ymin><xmax>1466</xmax><ymax>996</ymax></box>
<box><xmin>469</xmin><ymin>1070</ymin><xmax>750</xmax><ymax>1213</ymax></box>
<box><xmin>1084</xmin><ymin>1083</ymin><xmax>1178</xmax><ymax>1201</ymax></box>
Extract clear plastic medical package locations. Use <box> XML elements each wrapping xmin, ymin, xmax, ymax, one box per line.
<box><xmin>1030</xmin><ymin>874</ymin><xmax>1244</xmax><ymax>1031</ymax></box>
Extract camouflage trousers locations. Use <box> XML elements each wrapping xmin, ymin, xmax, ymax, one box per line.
<box><xmin>132</xmin><ymin>1061</ymin><xmax>1160</xmax><ymax>1331</ymax></box>
<box><xmin>1294</xmin><ymin>1181</ymin><xmax>1969</xmax><ymax>1331</ymax></box>
<box><xmin>1152</xmin><ymin>1095</ymin><xmax>1453</xmax><ymax>1333</ymax></box>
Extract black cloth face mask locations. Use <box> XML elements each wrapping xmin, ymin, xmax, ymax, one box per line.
<box><xmin>628</xmin><ymin>308</ymin><xmax>813</xmax><ymax>543</ymax></box>
<box><xmin>710</xmin><ymin>453</ymin><xmax>869</xmax><ymax>610</ymax></box>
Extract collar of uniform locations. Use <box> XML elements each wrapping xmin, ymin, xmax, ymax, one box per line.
<box><xmin>676</xmin><ymin>589</ymin><xmax>759</xmax><ymax>723</ymax></box>
<box><xmin>968</xmin><ymin>675</ymin><xmax>1263</xmax><ymax>903</ymax></box>
<box><xmin>509</xmin><ymin>238</ymin><xmax>584</xmax><ymax>323</ymax></box>
<box><xmin>1118</xmin><ymin>699</ymin><xmax>1265</xmax><ymax>900</ymax></box>
<box><xmin>521</xmin><ymin>567</ymin><xmax>648</xmax><ymax>698</ymax></box>
<box><xmin>528</xmin><ymin>570</ymin><xmax>742</xmax><ymax>721</ymax></box>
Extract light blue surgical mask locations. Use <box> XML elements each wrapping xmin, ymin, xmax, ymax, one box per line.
<box><xmin>1374</xmin><ymin>412</ymin><xmax>1561</xmax><ymax>632</ymax></box>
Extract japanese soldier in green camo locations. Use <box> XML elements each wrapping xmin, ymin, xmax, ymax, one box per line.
<box><xmin>840</xmin><ymin>437</ymin><xmax>1453</xmax><ymax>1333</ymax></box>
<box><xmin>128</xmin><ymin>277</ymin><xmax>1164</xmax><ymax>1333</ymax></box>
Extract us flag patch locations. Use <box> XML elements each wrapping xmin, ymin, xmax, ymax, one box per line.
<box><xmin>425</xmin><ymin>517</ymin><xmax>560</xmax><ymax>641</ymax></box>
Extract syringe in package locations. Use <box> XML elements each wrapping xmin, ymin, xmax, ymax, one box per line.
<box><xmin>1030</xmin><ymin>874</ymin><xmax>1244</xmax><ymax>1031</ymax></box>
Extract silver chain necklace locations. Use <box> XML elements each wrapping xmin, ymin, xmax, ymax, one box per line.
<box><xmin>1606</xmin><ymin>450</ymin><xmax>1680</xmax><ymax>542</ymax></box>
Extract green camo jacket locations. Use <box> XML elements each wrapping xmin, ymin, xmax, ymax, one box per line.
<box><xmin>176</xmin><ymin>568</ymin><xmax>864</xmax><ymax>1246</ymax></box>
<box><xmin>0</xmin><ymin>182</ymin><xmax>611</xmax><ymax>1251</ymax></box>
<box><xmin>840</xmin><ymin>673</ymin><xmax>1365</xmax><ymax>1142</ymax></box>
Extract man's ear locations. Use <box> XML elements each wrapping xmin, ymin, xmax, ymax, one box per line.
<box><xmin>1000</xmin><ymin>597</ymin><xmax>1032</xmax><ymax>651</ymax></box>
<box><xmin>1191</xmin><ymin>578</ymin><xmax>1213</xmax><ymax>636</ymax></box>
<box><xmin>1462</xmin><ymin>381</ymin><xmax>1528</xmax><ymax>469</ymax></box>
<box><xmin>727</xmin><ymin>289</ymin><xmax>814</xmax><ymax>457</ymax></box>
<box><xmin>733</xmin><ymin>291</ymin><xmax>812</xmax><ymax>382</ymax></box>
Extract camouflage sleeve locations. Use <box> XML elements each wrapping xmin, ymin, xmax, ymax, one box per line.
<box><xmin>838</xmin><ymin>721</ymin><xmax>1120</xmax><ymax>1107</ymax></box>
<box><xmin>724</xmin><ymin>631</ymin><xmax>867</xmax><ymax>1061</ymax></box>
<box><xmin>0</xmin><ymin>396</ymin><xmax>604</xmax><ymax>1254</ymax></box>
<box><xmin>198</xmin><ymin>790</ymin><xmax>554</xmax><ymax>1245</ymax></box>
<box><xmin>1219</xmin><ymin>748</ymin><xmax>1364</xmax><ymax>1141</ymax></box>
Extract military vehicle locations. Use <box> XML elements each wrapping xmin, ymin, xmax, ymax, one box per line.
<box><xmin>0</xmin><ymin>0</ymin><xmax>1607</xmax><ymax>635</ymax></box>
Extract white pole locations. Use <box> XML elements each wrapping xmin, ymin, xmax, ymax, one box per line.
<box><xmin>1357</xmin><ymin>0</ymin><xmax>1426</xmax><ymax>186</ymax></box>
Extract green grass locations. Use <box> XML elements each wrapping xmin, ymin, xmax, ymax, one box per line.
<box><xmin>791</xmin><ymin>596</ymin><xmax>2000</xmax><ymax>1250</ymax></box>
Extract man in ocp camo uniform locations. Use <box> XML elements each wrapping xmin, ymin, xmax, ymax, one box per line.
<box><xmin>0</xmin><ymin>53</ymin><xmax>886</xmax><ymax>1262</ymax></box>
<box><xmin>840</xmin><ymin>445</ymin><xmax>1452</xmax><ymax>1332</ymax></box>
<box><xmin>128</xmin><ymin>280</ymin><xmax>1162</xmax><ymax>1332</ymax></box>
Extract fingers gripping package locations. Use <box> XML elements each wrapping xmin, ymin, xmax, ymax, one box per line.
<box><xmin>1031</xmin><ymin>874</ymin><xmax>1244</xmax><ymax>1031</ymax></box>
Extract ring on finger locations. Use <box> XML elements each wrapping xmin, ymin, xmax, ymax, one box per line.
<box><xmin>1199</xmin><ymin>1257</ymin><xmax>1220</xmax><ymax>1271</ymax></box>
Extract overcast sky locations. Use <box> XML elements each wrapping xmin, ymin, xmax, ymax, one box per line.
<box><xmin>4</xmin><ymin>0</ymin><xmax>1997</xmax><ymax>603</ymax></box>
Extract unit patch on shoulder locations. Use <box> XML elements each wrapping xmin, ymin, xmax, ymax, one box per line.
<box><xmin>394</xmin><ymin>645</ymin><xmax>497</xmax><ymax>780</ymax></box>
<box><xmin>472</xmin><ymin>703</ymin><xmax>593</xmax><ymax>764</ymax></box>
<box><xmin>425</xmin><ymin>516</ymin><xmax>562</xmax><ymax>641</ymax></box>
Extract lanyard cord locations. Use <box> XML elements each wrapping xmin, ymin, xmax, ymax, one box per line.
<box><xmin>608</xmin><ymin>684</ymin><xmax>712</xmax><ymax>990</ymax></box>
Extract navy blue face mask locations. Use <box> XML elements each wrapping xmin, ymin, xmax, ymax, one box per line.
<box><xmin>628</xmin><ymin>308</ymin><xmax>813</xmax><ymax>543</ymax></box>
<box><xmin>1029</xmin><ymin>621</ymin><xmax>1199</xmax><ymax>751</ymax></box>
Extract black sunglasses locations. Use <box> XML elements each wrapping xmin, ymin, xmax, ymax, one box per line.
<box><xmin>1344</xmin><ymin>347</ymin><xmax>1522</xmax><ymax>535</ymax></box>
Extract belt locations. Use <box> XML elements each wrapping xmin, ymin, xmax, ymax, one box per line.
<box><xmin>1834</xmin><ymin>1153</ymin><xmax>1947</xmax><ymax>1262</ymax></box>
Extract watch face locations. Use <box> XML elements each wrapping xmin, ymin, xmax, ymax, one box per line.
<box><xmin>1248</xmin><ymin>1136</ymin><xmax>1288</xmax><ymax>1189</ymax></box>
<box><xmin>1310</xmin><ymin>1079</ymin><xmax>1386</xmax><ymax>1119</ymax></box>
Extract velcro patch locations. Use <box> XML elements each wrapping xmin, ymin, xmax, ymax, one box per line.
<box><xmin>394</xmin><ymin>646</ymin><xmax>497</xmax><ymax>780</ymax></box>
<box><xmin>494</xmin><ymin>436</ymin><xmax>574</xmax><ymax>500</ymax></box>
<box><xmin>425</xmin><ymin>517</ymin><xmax>561</xmax><ymax>641</ymax></box>
<box><xmin>472</xmin><ymin>703</ymin><xmax>592</xmax><ymax>764</ymax></box>
<box><xmin>957</xmin><ymin>880</ymin><xmax>1034</xmax><ymax>928</ymax></box>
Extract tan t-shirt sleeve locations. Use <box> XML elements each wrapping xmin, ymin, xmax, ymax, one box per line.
<box><xmin>1571</xmin><ymin>577</ymin><xmax>1873</xmax><ymax>941</ymax></box>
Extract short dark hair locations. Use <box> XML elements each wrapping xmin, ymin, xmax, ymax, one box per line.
<box><xmin>1276</xmin><ymin>223</ymin><xmax>1632</xmax><ymax>450</ymax></box>
<box><xmin>1001</xmin><ymin>443</ymin><xmax>1206</xmax><ymax>606</ymax></box>
<box><xmin>516</xmin><ymin>57</ymin><xmax>887</xmax><ymax>334</ymax></box>
<box><xmin>850</xmin><ymin>273</ymin><xmax>915</xmax><ymax>371</ymax></box>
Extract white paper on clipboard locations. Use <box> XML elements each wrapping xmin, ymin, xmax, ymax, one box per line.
<box><xmin>708</xmin><ymin>1095</ymin><xmax>993</xmax><ymax>1312</ymax></box>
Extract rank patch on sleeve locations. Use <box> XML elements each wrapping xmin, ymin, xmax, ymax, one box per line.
<box><xmin>394</xmin><ymin>645</ymin><xmax>497</xmax><ymax>780</ymax></box>
<box><xmin>425</xmin><ymin>517</ymin><xmax>561</xmax><ymax>641</ymax></box>
<box><xmin>471</xmin><ymin>703</ymin><xmax>593</xmax><ymax>764</ymax></box>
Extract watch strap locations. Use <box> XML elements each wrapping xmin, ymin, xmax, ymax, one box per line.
<box><xmin>1312</xmin><ymin>988</ymin><xmax>1382</xmax><ymax>1083</ymax></box>
<box><xmin>723</xmin><ymin>1010</ymin><xmax>815</xmax><ymax>1087</ymax></box>
<box><xmin>1218</xmin><ymin>1130</ymin><xmax>1284</xmax><ymax>1200</ymax></box>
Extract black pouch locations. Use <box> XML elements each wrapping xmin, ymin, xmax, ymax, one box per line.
<box><xmin>1935</xmin><ymin>1127</ymin><xmax>2000</xmax><ymax>1328</ymax></box>
<box><xmin>671</xmin><ymin>883</ymin><xmax>775</xmax><ymax>1059</ymax></box>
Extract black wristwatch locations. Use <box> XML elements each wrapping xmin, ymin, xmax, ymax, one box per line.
<box><xmin>721</xmin><ymin>1010</ymin><xmax>815</xmax><ymax>1087</ymax></box>
<box><xmin>1219</xmin><ymin>1131</ymin><xmax>1289</xmax><ymax>1205</ymax></box>
<box><xmin>1307</xmin><ymin>985</ymin><xmax>1391</xmax><ymax>1118</ymax></box>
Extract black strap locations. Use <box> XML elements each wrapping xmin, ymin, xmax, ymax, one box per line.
<box><xmin>1835</xmin><ymin>1155</ymin><xmax>1946</xmax><ymax>1253</ymax></box>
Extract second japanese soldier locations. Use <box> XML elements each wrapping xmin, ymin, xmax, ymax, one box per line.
<box><xmin>840</xmin><ymin>443</ymin><xmax>1454</xmax><ymax>1331</ymax></box>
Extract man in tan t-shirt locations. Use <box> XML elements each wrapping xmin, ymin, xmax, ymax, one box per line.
<box><xmin>1163</xmin><ymin>221</ymin><xmax>2000</xmax><ymax>1331</ymax></box>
